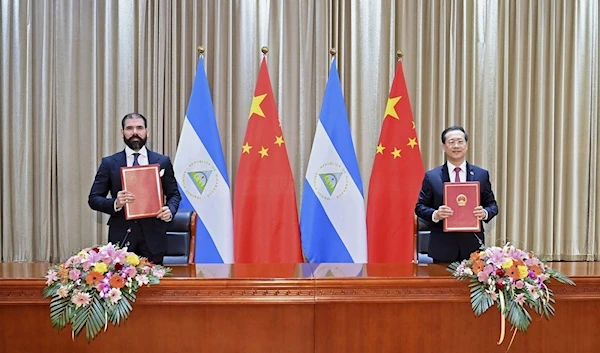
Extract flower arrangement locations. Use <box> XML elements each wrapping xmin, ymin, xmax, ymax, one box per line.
<box><xmin>448</xmin><ymin>243</ymin><xmax>575</xmax><ymax>349</ymax></box>
<box><xmin>43</xmin><ymin>243</ymin><xmax>170</xmax><ymax>342</ymax></box>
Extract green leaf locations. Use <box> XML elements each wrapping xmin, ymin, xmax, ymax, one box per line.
<box><xmin>49</xmin><ymin>297</ymin><xmax>70</xmax><ymax>331</ymax></box>
<box><xmin>446</xmin><ymin>262</ymin><xmax>461</xmax><ymax>274</ymax></box>
<box><xmin>43</xmin><ymin>285</ymin><xmax>59</xmax><ymax>298</ymax></box>
<box><xmin>547</xmin><ymin>270</ymin><xmax>576</xmax><ymax>286</ymax></box>
<box><xmin>506</xmin><ymin>300</ymin><xmax>531</xmax><ymax>332</ymax></box>
<box><xmin>71</xmin><ymin>296</ymin><xmax>105</xmax><ymax>342</ymax></box>
<box><xmin>108</xmin><ymin>291</ymin><xmax>135</xmax><ymax>326</ymax></box>
<box><xmin>469</xmin><ymin>282</ymin><xmax>494</xmax><ymax>316</ymax></box>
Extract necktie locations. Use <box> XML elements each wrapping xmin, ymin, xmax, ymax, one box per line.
<box><xmin>132</xmin><ymin>153</ymin><xmax>140</xmax><ymax>166</ymax></box>
<box><xmin>454</xmin><ymin>167</ymin><xmax>461</xmax><ymax>183</ymax></box>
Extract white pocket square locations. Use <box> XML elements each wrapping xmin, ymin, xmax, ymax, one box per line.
<box><xmin>160</xmin><ymin>169</ymin><xmax>165</xmax><ymax>177</ymax></box>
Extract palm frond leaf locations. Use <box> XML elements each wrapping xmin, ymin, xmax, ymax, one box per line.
<box><xmin>469</xmin><ymin>283</ymin><xmax>494</xmax><ymax>316</ymax></box>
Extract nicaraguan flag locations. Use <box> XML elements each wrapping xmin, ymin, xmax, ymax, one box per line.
<box><xmin>300</xmin><ymin>59</ymin><xmax>367</xmax><ymax>263</ymax></box>
<box><xmin>173</xmin><ymin>56</ymin><xmax>233</xmax><ymax>263</ymax></box>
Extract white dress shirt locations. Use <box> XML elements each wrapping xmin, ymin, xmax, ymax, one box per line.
<box><xmin>125</xmin><ymin>146</ymin><xmax>149</xmax><ymax>166</ymax></box>
<box><xmin>446</xmin><ymin>161</ymin><xmax>467</xmax><ymax>183</ymax></box>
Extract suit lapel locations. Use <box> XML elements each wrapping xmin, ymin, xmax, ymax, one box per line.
<box><xmin>441</xmin><ymin>164</ymin><xmax>450</xmax><ymax>183</ymax></box>
<box><xmin>147</xmin><ymin>150</ymin><xmax>159</xmax><ymax>165</ymax></box>
<box><xmin>113</xmin><ymin>150</ymin><xmax>127</xmax><ymax>167</ymax></box>
<box><xmin>466</xmin><ymin>162</ymin><xmax>475</xmax><ymax>181</ymax></box>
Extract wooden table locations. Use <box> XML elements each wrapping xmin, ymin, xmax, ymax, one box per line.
<box><xmin>1</xmin><ymin>262</ymin><xmax>599</xmax><ymax>352</ymax></box>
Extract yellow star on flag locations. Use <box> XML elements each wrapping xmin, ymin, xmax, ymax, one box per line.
<box><xmin>248</xmin><ymin>93</ymin><xmax>267</xmax><ymax>119</ymax></box>
<box><xmin>391</xmin><ymin>148</ymin><xmax>402</xmax><ymax>159</ymax></box>
<box><xmin>384</xmin><ymin>96</ymin><xmax>402</xmax><ymax>120</ymax></box>
<box><xmin>274</xmin><ymin>136</ymin><xmax>284</xmax><ymax>147</ymax></box>
<box><xmin>258</xmin><ymin>146</ymin><xmax>269</xmax><ymax>158</ymax></box>
<box><xmin>407</xmin><ymin>137</ymin><xmax>418</xmax><ymax>149</ymax></box>
<box><xmin>376</xmin><ymin>143</ymin><xmax>386</xmax><ymax>155</ymax></box>
<box><xmin>242</xmin><ymin>142</ymin><xmax>252</xmax><ymax>154</ymax></box>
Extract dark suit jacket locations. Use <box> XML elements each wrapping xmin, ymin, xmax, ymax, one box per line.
<box><xmin>415</xmin><ymin>162</ymin><xmax>498</xmax><ymax>262</ymax></box>
<box><xmin>88</xmin><ymin>150</ymin><xmax>181</xmax><ymax>254</ymax></box>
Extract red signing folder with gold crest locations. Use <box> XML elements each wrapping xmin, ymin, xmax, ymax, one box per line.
<box><xmin>120</xmin><ymin>164</ymin><xmax>163</xmax><ymax>220</ymax></box>
<box><xmin>443</xmin><ymin>181</ymin><xmax>481</xmax><ymax>232</ymax></box>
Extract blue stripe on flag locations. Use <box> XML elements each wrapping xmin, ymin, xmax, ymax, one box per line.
<box><xmin>300</xmin><ymin>181</ymin><xmax>353</xmax><ymax>263</ymax></box>
<box><xmin>174</xmin><ymin>56</ymin><xmax>234</xmax><ymax>264</ymax></box>
<box><xmin>318</xmin><ymin>59</ymin><xmax>364</xmax><ymax>195</ymax></box>
<box><xmin>186</xmin><ymin>57</ymin><xmax>230</xmax><ymax>186</ymax></box>
<box><xmin>300</xmin><ymin>59</ymin><xmax>367</xmax><ymax>263</ymax></box>
<box><xmin>178</xmin><ymin>188</ymin><xmax>224</xmax><ymax>263</ymax></box>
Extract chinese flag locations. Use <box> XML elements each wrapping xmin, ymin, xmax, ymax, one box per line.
<box><xmin>233</xmin><ymin>57</ymin><xmax>303</xmax><ymax>263</ymax></box>
<box><xmin>367</xmin><ymin>60</ymin><xmax>425</xmax><ymax>263</ymax></box>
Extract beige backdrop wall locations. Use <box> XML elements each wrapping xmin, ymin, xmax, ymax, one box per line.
<box><xmin>1</xmin><ymin>0</ymin><xmax>598</xmax><ymax>262</ymax></box>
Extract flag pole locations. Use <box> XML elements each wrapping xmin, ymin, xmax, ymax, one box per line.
<box><xmin>261</xmin><ymin>46</ymin><xmax>269</xmax><ymax>55</ymax></box>
<box><xmin>197</xmin><ymin>45</ymin><xmax>205</xmax><ymax>57</ymax></box>
<box><xmin>397</xmin><ymin>50</ymin><xmax>417</xmax><ymax>267</ymax></box>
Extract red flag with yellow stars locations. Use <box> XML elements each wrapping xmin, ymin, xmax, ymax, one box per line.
<box><xmin>366</xmin><ymin>60</ymin><xmax>425</xmax><ymax>263</ymax></box>
<box><xmin>233</xmin><ymin>56</ymin><xmax>303</xmax><ymax>263</ymax></box>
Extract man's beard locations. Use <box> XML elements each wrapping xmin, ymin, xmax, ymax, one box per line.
<box><xmin>124</xmin><ymin>135</ymin><xmax>147</xmax><ymax>151</ymax></box>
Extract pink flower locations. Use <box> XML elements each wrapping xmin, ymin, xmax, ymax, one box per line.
<box><xmin>515</xmin><ymin>280</ymin><xmax>525</xmax><ymax>289</ymax></box>
<box><xmin>71</xmin><ymin>291</ymin><xmax>91</xmax><ymax>307</ymax></box>
<box><xmin>515</xmin><ymin>293</ymin><xmax>526</xmax><ymax>306</ymax></box>
<box><xmin>96</xmin><ymin>282</ymin><xmax>111</xmax><ymax>297</ymax></box>
<box><xmin>45</xmin><ymin>270</ymin><xmax>58</xmax><ymax>285</ymax></box>
<box><xmin>136</xmin><ymin>274</ymin><xmax>149</xmax><ymax>286</ymax></box>
<box><xmin>477</xmin><ymin>271</ymin><xmax>489</xmax><ymax>282</ymax></box>
<box><xmin>483</xmin><ymin>265</ymin><xmax>495</xmax><ymax>276</ymax></box>
<box><xmin>487</xmin><ymin>248</ymin><xmax>506</xmax><ymax>266</ymax></box>
<box><xmin>526</xmin><ymin>284</ymin><xmax>540</xmax><ymax>299</ymax></box>
<box><xmin>68</xmin><ymin>269</ymin><xmax>81</xmax><ymax>281</ymax></box>
<box><xmin>107</xmin><ymin>288</ymin><xmax>122</xmax><ymax>304</ymax></box>
<box><xmin>57</xmin><ymin>286</ymin><xmax>70</xmax><ymax>298</ymax></box>
<box><xmin>151</xmin><ymin>267</ymin><xmax>166</xmax><ymax>278</ymax></box>
<box><xmin>486</xmin><ymin>289</ymin><xmax>498</xmax><ymax>301</ymax></box>
<box><xmin>124</xmin><ymin>266</ymin><xmax>138</xmax><ymax>278</ymax></box>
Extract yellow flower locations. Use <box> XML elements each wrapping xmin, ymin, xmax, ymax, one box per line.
<box><xmin>501</xmin><ymin>258</ymin><xmax>514</xmax><ymax>269</ymax></box>
<box><xmin>77</xmin><ymin>250</ymin><xmax>88</xmax><ymax>259</ymax></box>
<box><xmin>518</xmin><ymin>265</ymin><xmax>528</xmax><ymax>279</ymax></box>
<box><xmin>126</xmin><ymin>253</ymin><xmax>140</xmax><ymax>266</ymax></box>
<box><xmin>94</xmin><ymin>262</ymin><xmax>108</xmax><ymax>274</ymax></box>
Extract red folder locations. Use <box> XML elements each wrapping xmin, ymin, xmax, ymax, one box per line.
<box><xmin>120</xmin><ymin>164</ymin><xmax>163</xmax><ymax>220</ymax></box>
<box><xmin>443</xmin><ymin>182</ymin><xmax>481</xmax><ymax>232</ymax></box>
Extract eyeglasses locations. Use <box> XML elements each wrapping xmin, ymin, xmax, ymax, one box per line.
<box><xmin>445</xmin><ymin>139</ymin><xmax>466</xmax><ymax>147</ymax></box>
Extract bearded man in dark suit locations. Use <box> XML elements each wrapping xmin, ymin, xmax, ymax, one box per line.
<box><xmin>89</xmin><ymin>113</ymin><xmax>181</xmax><ymax>264</ymax></box>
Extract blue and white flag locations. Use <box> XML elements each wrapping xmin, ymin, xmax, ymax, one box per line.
<box><xmin>300</xmin><ymin>59</ymin><xmax>367</xmax><ymax>263</ymax></box>
<box><xmin>173</xmin><ymin>56</ymin><xmax>233</xmax><ymax>263</ymax></box>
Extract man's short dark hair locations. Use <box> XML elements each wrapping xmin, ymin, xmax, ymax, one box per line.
<box><xmin>121</xmin><ymin>113</ymin><xmax>147</xmax><ymax>129</ymax></box>
<box><xmin>441</xmin><ymin>126</ymin><xmax>468</xmax><ymax>143</ymax></box>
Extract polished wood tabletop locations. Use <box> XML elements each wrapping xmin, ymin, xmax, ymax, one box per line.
<box><xmin>2</xmin><ymin>261</ymin><xmax>600</xmax><ymax>279</ymax></box>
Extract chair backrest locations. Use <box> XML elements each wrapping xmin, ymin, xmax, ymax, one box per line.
<box><xmin>164</xmin><ymin>210</ymin><xmax>197</xmax><ymax>265</ymax></box>
<box><xmin>416</xmin><ymin>217</ymin><xmax>430</xmax><ymax>254</ymax></box>
<box><xmin>413</xmin><ymin>215</ymin><xmax>432</xmax><ymax>264</ymax></box>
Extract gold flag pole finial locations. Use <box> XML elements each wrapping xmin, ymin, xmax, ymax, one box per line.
<box><xmin>261</xmin><ymin>46</ymin><xmax>269</xmax><ymax>55</ymax></box>
<box><xmin>396</xmin><ymin>50</ymin><xmax>404</xmax><ymax>60</ymax></box>
<box><xmin>330</xmin><ymin>48</ymin><xmax>337</xmax><ymax>56</ymax></box>
<box><xmin>197</xmin><ymin>46</ymin><xmax>205</xmax><ymax>55</ymax></box>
